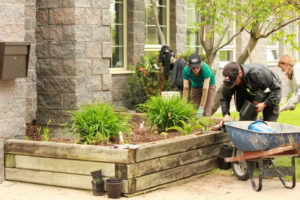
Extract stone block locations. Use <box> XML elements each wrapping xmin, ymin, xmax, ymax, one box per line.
<box><xmin>48</xmin><ymin>109</ymin><xmax>72</xmax><ymax>126</ymax></box>
<box><xmin>0</xmin><ymin>24</ymin><xmax>25</xmax><ymax>41</ymax></box>
<box><xmin>48</xmin><ymin>76</ymin><xmax>76</xmax><ymax>93</ymax></box>
<box><xmin>49</xmin><ymin>42</ymin><xmax>76</xmax><ymax>59</ymax></box>
<box><xmin>0</xmin><ymin>99</ymin><xmax>26</xmax><ymax>120</ymax></box>
<box><xmin>36</xmin><ymin>43</ymin><xmax>50</xmax><ymax>58</ymax></box>
<box><xmin>92</xmin><ymin>59</ymin><xmax>110</xmax><ymax>75</ymax></box>
<box><xmin>91</xmin><ymin>26</ymin><xmax>110</xmax><ymax>42</ymax></box>
<box><xmin>0</xmin><ymin>117</ymin><xmax>26</xmax><ymax>138</ymax></box>
<box><xmin>74</xmin><ymin>59</ymin><xmax>92</xmax><ymax>76</ymax></box>
<box><xmin>92</xmin><ymin>91</ymin><xmax>112</xmax><ymax>102</ymax></box>
<box><xmin>102</xmin><ymin>73</ymin><xmax>112</xmax><ymax>91</ymax></box>
<box><xmin>48</xmin><ymin>0</ymin><xmax>63</xmax><ymax>8</ymax></box>
<box><xmin>86</xmin><ymin>9</ymin><xmax>101</xmax><ymax>25</ymax></box>
<box><xmin>86</xmin><ymin>75</ymin><xmax>102</xmax><ymax>92</ymax></box>
<box><xmin>49</xmin><ymin>8</ymin><xmax>76</xmax><ymax>25</ymax></box>
<box><xmin>74</xmin><ymin>8</ymin><xmax>86</xmax><ymax>24</ymax></box>
<box><xmin>38</xmin><ymin>93</ymin><xmax>63</xmax><ymax>110</ymax></box>
<box><xmin>25</xmin><ymin>5</ymin><xmax>36</xmax><ymax>18</ymax></box>
<box><xmin>25</xmin><ymin>17</ymin><xmax>35</xmax><ymax>30</ymax></box>
<box><xmin>36</xmin><ymin>25</ymin><xmax>63</xmax><ymax>41</ymax></box>
<box><xmin>102</xmin><ymin>42</ymin><xmax>112</xmax><ymax>58</ymax></box>
<box><xmin>91</xmin><ymin>0</ymin><xmax>110</xmax><ymax>9</ymax></box>
<box><xmin>63</xmin><ymin>93</ymin><xmax>78</xmax><ymax>109</ymax></box>
<box><xmin>37</xmin><ymin>76</ymin><xmax>49</xmax><ymax>93</ymax></box>
<box><xmin>86</xmin><ymin>42</ymin><xmax>102</xmax><ymax>58</ymax></box>
<box><xmin>102</xmin><ymin>10</ymin><xmax>111</xmax><ymax>26</ymax></box>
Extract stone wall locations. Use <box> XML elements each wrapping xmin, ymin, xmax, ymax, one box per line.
<box><xmin>170</xmin><ymin>0</ymin><xmax>186</xmax><ymax>55</ymax></box>
<box><xmin>127</xmin><ymin>0</ymin><xmax>145</xmax><ymax>65</ymax></box>
<box><xmin>36</xmin><ymin>0</ymin><xmax>112</xmax><ymax>127</ymax></box>
<box><xmin>0</xmin><ymin>0</ymin><xmax>37</xmax><ymax>182</ymax></box>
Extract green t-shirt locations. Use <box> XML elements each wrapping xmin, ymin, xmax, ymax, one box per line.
<box><xmin>183</xmin><ymin>62</ymin><xmax>215</xmax><ymax>88</ymax></box>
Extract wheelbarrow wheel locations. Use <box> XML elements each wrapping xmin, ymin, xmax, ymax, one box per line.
<box><xmin>232</xmin><ymin>149</ymin><xmax>249</xmax><ymax>181</ymax></box>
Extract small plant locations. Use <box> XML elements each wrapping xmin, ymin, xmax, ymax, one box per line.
<box><xmin>138</xmin><ymin>96</ymin><xmax>196</xmax><ymax>132</ymax></box>
<box><xmin>38</xmin><ymin>120</ymin><xmax>52</xmax><ymax>142</ymax></box>
<box><xmin>197</xmin><ymin>117</ymin><xmax>214</xmax><ymax>131</ymax></box>
<box><xmin>167</xmin><ymin>119</ymin><xmax>203</xmax><ymax>135</ymax></box>
<box><xmin>69</xmin><ymin>102</ymin><xmax>131</xmax><ymax>144</ymax></box>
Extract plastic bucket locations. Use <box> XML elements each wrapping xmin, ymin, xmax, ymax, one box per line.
<box><xmin>248</xmin><ymin>121</ymin><xmax>276</xmax><ymax>133</ymax></box>
<box><xmin>219</xmin><ymin>144</ymin><xmax>234</xmax><ymax>158</ymax></box>
<box><xmin>90</xmin><ymin>169</ymin><xmax>102</xmax><ymax>179</ymax></box>
<box><xmin>161</xmin><ymin>91</ymin><xmax>180</xmax><ymax>100</ymax></box>
<box><xmin>239</xmin><ymin>100</ymin><xmax>257</xmax><ymax>120</ymax></box>
<box><xmin>91</xmin><ymin>180</ymin><xmax>105</xmax><ymax>196</ymax></box>
<box><xmin>106</xmin><ymin>178</ymin><xmax>122</xmax><ymax>199</ymax></box>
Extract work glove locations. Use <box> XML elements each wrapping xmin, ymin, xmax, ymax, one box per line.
<box><xmin>197</xmin><ymin>107</ymin><xmax>204</xmax><ymax>118</ymax></box>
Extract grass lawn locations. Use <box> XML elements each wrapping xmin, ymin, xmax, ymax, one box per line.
<box><xmin>213</xmin><ymin>104</ymin><xmax>300</xmax><ymax>180</ymax></box>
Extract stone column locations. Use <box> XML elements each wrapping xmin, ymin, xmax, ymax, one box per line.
<box><xmin>0</xmin><ymin>0</ymin><xmax>37</xmax><ymax>182</ymax></box>
<box><xmin>170</xmin><ymin>0</ymin><xmax>186</xmax><ymax>55</ymax></box>
<box><xmin>36</xmin><ymin>0</ymin><xmax>112</xmax><ymax>130</ymax></box>
<box><xmin>127</xmin><ymin>0</ymin><xmax>145</xmax><ymax>65</ymax></box>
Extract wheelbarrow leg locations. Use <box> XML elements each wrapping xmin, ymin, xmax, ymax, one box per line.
<box><xmin>274</xmin><ymin>157</ymin><xmax>296</xmax><ymax>189</ymax></box>
<box><xmin>246</xmin><ymin>160</ymin><xmax>263</xmax><ymax>191</ymax></box>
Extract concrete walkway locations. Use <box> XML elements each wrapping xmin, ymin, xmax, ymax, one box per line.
<box><xmin>0</xmin><ymin>173</ymin><xmax>299</xmax><ymax>200</ymax></box>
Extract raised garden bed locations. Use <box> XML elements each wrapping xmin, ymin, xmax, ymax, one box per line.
<box><xmin>4</xmin><ymin>128</ymin><xmax>230</xmax><ymax>196</ymax></box>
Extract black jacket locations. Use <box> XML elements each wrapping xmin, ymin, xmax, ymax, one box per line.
<box><xmin>220</xmin><ymin>63</ymin><xmax>281</xmax><ymax>116</ymax></box>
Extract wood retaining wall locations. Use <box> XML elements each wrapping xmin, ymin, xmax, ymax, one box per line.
<box><xmin>4</xmin><ymin>131</ymin><xmax>230</xmax><ymax>195</ymax></box>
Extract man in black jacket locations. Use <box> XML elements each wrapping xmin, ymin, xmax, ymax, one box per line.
<box><xmin>220</xmin><ymin>62</ymin><xmax>281</xmax><ymax>122</ymax></box>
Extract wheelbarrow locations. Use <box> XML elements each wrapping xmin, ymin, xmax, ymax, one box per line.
<box><xmin>223</xmin><ymin>121</ymin><xmax>300</xmax><ymax>191</ymax></box>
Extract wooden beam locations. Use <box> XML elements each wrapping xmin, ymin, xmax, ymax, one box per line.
<box><xmin>5</xmin><ymin>139</ymin><xmax>135</xmax><ymax>164</ymax></box>
<box><xmin>5</xmin><ymin>168</ymin><xmax>130</xmax><ymax>193</ymax></box>
<box><xmin>14</xmin><ymin>155</ymin><xmax>115</xmax><ymax>177</ymax></box>
<box><xmin>127</xmin><ymin>144</ymin><xmax>221</xmax><ymax>178</ymax></box>
<box><xmin>135</xmin><ymin>131</ymin><xmax>229</xmax><ymax>162</ymax></box>
<box><xmin>135</xmin><ymin>157</ymin><xmax>218</xmax><ymax>191</ymax></box>
<box><xmin>4</xmin><ymin>154</ymin><xmax>15</xmax><ymax>168</ymax></box>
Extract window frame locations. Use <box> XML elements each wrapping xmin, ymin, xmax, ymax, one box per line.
<box><xmin>110</xmin><ymin>0</ymin><xmax>128</xmax><ymax>73</ymax></box>
<box><xmin>144</xmin><ymin>0</ymin><xmax>170</xmax><ymax>55</ymax></box>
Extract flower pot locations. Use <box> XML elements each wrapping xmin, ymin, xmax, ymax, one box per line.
<box><xmin>91</xmin><ymin>180</ymin><xmax>104</xmax><ymax>196</ymax></box>
<box><xmin>106</xmin><ymin>178</ymin><xmax>122</xmax><ymax>199</ymax></box>
<box><xmin>90</xmin><ymin>169</ymin><xmax>102</xmax><ymax>179</ymax></box>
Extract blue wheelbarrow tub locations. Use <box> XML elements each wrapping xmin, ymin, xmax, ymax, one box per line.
<box><xmin>224</xmin><ymin>121</ymin><xmax>300</xmax><ymax>151</ymax></box>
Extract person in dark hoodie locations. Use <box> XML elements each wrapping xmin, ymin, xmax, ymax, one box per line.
<box><xmin>220</xmin><ymin>62</ymin><xmax>282</xmax><ymax>122</ymax></box>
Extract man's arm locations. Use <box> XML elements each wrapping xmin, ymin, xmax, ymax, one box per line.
<box><xmin>220</xmin><ymin>86</ymin><xmax>234</xmax><ymax>117</ymax></box>
<box><xmin>183</xmin><ymin>79</ymin><xmax>189</xmax><ymax>103</ymax></box>
<box><xmin>199</xmin><ymin>78</ymin><xmax>210</xmax><ymax>107</ymax></box>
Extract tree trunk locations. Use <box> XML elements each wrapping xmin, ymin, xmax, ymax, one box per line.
<box><xmin>151</xmin><ymin>0</ymin><xmax>166</xmax><ymax>45</ymax></box>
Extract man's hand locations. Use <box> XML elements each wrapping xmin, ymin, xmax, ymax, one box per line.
<box><xmin>256</xmin><ymin>102</ymin><xmax>266</xmax><ymax>113</ymax></box>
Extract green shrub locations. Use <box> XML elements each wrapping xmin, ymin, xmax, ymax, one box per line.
<box><xmin>167</xmin><ymin>118</ymin><xmax>203</xmax><ymax>135</ymax></box>
<box><xmin>138</xmin><ymin>96</ymin><xmax>197</xmax><ymax>132</ymax></box>
<box><xmin>127</xmin><ymin>55</ymin><xmax>172</xmax><ymax>108</ymax></box>
<box><xmin>69</xmin><ymin>102</ymin><xmax>131</xmax><ymax>144</ymax></box>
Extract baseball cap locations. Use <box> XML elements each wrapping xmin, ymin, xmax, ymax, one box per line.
<box><xmin>188</xmin><ymin>54</ymin><xmax>202</xmax><ymax>68</ymax></box>
<box><xmin>222</xmin><ymin>62</ymin><xmax>240</xmax><ymax>88</ymax></box>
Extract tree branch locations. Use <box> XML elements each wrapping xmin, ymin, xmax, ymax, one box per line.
<box><xmin>151</xmin><ymin>0</ymin><xmax>166</xmax><ymax>45</ymax></box>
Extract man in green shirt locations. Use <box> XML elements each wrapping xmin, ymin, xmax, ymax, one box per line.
<box><xmin>183</xmin><ymin>54</ymin><xmax>216</xmax><ymax>117</ymax></box>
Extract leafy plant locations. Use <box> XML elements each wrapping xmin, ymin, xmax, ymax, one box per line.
<box><xmin>38</xmin><ymin>120</ymin><xmax>52</xmax><ymax>142</ymax></box>
<box><xmin>69</xmin><ymin>102</ymin><xmax>131</xmax><ymax>144</ymax></box>
<box><xmin>127</xmin><ymin>55</ymin><xmax>171</xmax><ymax>108</ymax></box>
<box><xmin>138</xmin><ymin>96</ymin><xmax>196</xmax><ymax>132</ymax></box>
<box><xmin>167</xmin><ymin>118</ymin><xmax>203</xmax><ymax>135</ymax></box>
<box><xmin>197</xmin><ymin>117</ymin><xmax>214</xmax><ymax>131</ymax></box>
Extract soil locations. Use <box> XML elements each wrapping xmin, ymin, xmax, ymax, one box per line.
<box><xmin>25</xmin><ymin>113</ymin><xmax>221</xmax><ymax>145</ymax></box>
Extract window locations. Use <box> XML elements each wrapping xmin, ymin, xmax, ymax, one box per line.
<box><xmin>144</xmin><ymin>0</ymin><xmax>169</xmax><ymax>58</ymax></box>
<box><xmin>110</xmin><ymin>0</ymin><xmax>127</xmax><ymax>69</ymax></box>
<box><xmin>266</xmin><ymin>33</ymin><xmax>279</xmax><ymax>65</ymax></box>
<box><xmin>186</xmin><ymin>1</ymin><xmax>203</xmax><ymax>53</ymax></box>
<box><xmin>219</xmin><ymin>22</ymin><xmax>235</xmax><ymax>68</ymax></box>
